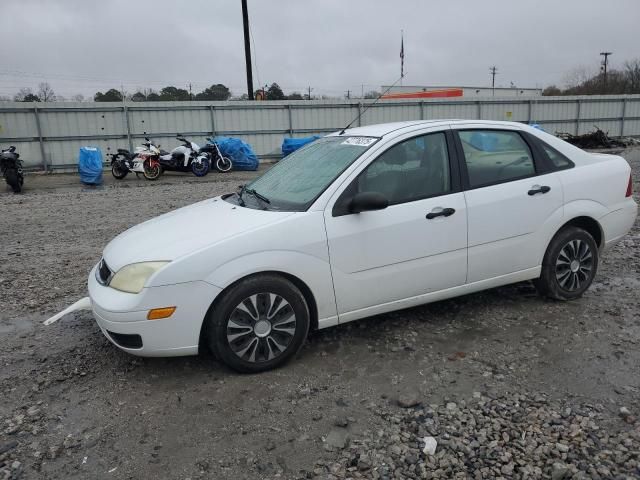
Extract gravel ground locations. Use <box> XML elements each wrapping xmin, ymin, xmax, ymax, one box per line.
<box><xmin>0</xmin><ymin>151</ymin><xmax>639</xmax><ymax>480</ymax></box>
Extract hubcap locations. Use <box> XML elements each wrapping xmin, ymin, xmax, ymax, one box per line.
<box><xmin>555</xmin><ymin>239</ymin><xmax>593</xmax><ymax>292</ymax></box>
<box><xmin>226</xmin><ymin>293</ymin><xmax>297</xmax><ymax>363</ymax></box>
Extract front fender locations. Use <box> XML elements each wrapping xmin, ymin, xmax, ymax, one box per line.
<box><xmin>204</xmin><ymin>250</ymin><xmax>338</xmax><ymax>326</ymax></box>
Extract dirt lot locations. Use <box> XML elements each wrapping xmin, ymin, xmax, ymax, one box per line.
<box><xmin>0</xmin><ymin>152</ymin><xmax>639</xmax><ymax>480</ymax></box>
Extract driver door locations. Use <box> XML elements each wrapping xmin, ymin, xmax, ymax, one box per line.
<box><xmin>323</xmin><ymin>130</ymin><xmax>468</xmax><ymax>320</ymax></box>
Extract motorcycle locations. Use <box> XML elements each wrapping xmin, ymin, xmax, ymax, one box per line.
<box><xmin>1</xmin><ymin>146</ymin><xmax>24</xmax><ymax>193</ymax></box>
<box><xmin>158</xmin><ymin>136</ymin><xmax>210</xmax><ymax>177</ymax></box>
<box><xmin>201</xmin><ymin>138</ymin><xmax>233</xmax><ymax>172</ymax></box>
<box><xmin>110</xmin><ymin>138</ymin><xmax>162</xmax><ymax>181</ymax></box>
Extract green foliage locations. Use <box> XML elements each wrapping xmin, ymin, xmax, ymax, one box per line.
<box><xmin>94</xmin><ymin>89</ymin><xmax>123</xmax><ymax>102</ymax></box>
<box><xmin>287</xmin><ymin>92</ymin><xmax>304</xmax><ymax>100</ymax></box>
<box><xmin>158</xmin><ymin>86</ymin><xmax>190</xmax><ymax>101</ymax></box>
<box><xmin>195</xmin><ymin>84</ymin><xmax>231</xmax><ymax>101</ymax></box>
<box><xmin>266</xmin><ymin>83</ymin><xmax>285</xmax><ymax>100</ymax></box>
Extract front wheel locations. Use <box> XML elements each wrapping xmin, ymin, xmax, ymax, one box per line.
<box><xmin>207</xmin><ymin>274</ymin><xmax>310</xmax><ymax>373</ymax></box>
<box><xmin>191</xmin><ymin>158</ymin><xmax>210</xmax><ymax>177</ymax></box>
<box><xmin>534</xmin><ymin>226</ymin><xmax>598</xmax><ymax>300</ymax></box>
<box><xmin>143</xmin><ymin>159</ymin><xmax>162</xmax><ymax>180</ymax></box>
<box><xmin>215</xmin><ymin>156</ymin><xmax>233</xmax><ymax>173</ymax></box>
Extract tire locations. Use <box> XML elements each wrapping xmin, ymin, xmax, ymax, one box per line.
<box><xmin>5</xmin><ymin>169</ymin><xmax>21</xmax><ymax>193</ymax></box>
<box><xmin>143</xmin><ymin>159</ymin><xmax>162</xmax><ymax>180</ymax></box>
<box><xmin>215</xmin><ymin>156</ymin><xmax>233</xmax><ymax>173</ymax></box>
<box><xmin>191</xmin><ymin>158</ymin><xmax>210</xmax><ymax>177</ymax></box>
<box><xmin>207</xmin><ymin>274</ymin><xmax>310</xmax><ymax>373</ymax></box>
<box><xmin>111</xmin><ymin>161</ymin><xmax>128</xmax><ymax>179</ymax></box>
<box><xmin>534</xmin><ymin>226</ymin><xmax>599</xmax><ymax>300</ymax></box>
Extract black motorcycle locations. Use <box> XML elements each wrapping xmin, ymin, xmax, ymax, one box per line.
<box><xmin>200</xmin><ymin>138</ymin><xmax>233</xmax><ymax>172</ymax></box>
<box><xmin>110</xmin><ymin>148</ymin><xmax>137</xmax><ymax>179</ymax></box>
<box><xmin>1</xmin><ymin>146</ymin><xmax>24</xmax><ymax>193</ymax></box>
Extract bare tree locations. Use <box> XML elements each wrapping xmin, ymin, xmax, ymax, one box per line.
<box><xmin>37</xmin><ymin>82</ymin><xmax>56</xmax><ymax>102</ymax></box>
<box><xmin>71</xmin><ymin>94</ymin><xmax>85</xmax><ymax>102</ymax></box>
<box><xmin>624</xmin><ymin>59</ymin><xmax>640</xmax><ymax>93</ymax></box>
<box><xmin>562</xmin><ymin>67</ymin><xmax>594</xmax><ymax>90</ymax></box>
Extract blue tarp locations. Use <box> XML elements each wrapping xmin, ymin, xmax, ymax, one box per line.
<box><xmin>281</xmin><ymin>136</ymin><xmax>320</xmax><ymax>157</ymax></box>
<box><xmin>78</xmin><ymin>147</ymin><xmax>103</xmax><ymax>185</ymax></box>
<box><xmin>210</xmin><ymin>137</ymin><xmax>259</xmax><ymax>171</ymax></box>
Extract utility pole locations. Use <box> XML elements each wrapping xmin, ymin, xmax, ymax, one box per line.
<box><xmin>188</xmin><ymin>83</ymin><xmax>192</xmax><ymax>101</ymax></box>
<box><xmin>345</xmin><ymin>90</ymin><xmax>350</xmax><ymax>99</ymax></box>
<box><xmin>241</xmin><ymin>0</ymin><xmax>254</xmax><ymax>100</ymax></box>
<box><xmin>489</xmin><ymin>66</ymin><xmax>498</xmax><ymax>96</ymax></box>
<box><xmin>489</xmin><ymin>65</ymin><xmax>498</xmax><ymax>96</ymax></box>
<box><xmin>307</xmin><ymin>86</ymin><xmax>312</xmax><ymax>100</ymax></box>
<box><xmin>600</xmin><ymin>51</ymin><xmax>612</xmax><ymax>92</ymax></box>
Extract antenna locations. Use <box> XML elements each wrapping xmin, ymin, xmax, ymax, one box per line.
<box><xmin>339</xmin><ymin>75</ymin><xmax>405</xmax><ymax>135</ymax></box>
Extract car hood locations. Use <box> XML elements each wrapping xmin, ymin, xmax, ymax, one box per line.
<box><xmin>103</xmin><ymin>197</ymin><xmax>294</xmax><ymax>272</ymax></box>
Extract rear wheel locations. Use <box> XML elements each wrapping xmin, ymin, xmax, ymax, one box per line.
<box><xmin>5</xmin><ymin>169</ymin><xmax>21</xmax><ymax>193</ymax></box>
<box><xmin>207</xmin><ymin>274</ymin><xmax>310</xmax><ymax>373</ymax></box>
<box><xmin>111</xmin><ymin>160</ymin><xmax>128</xmax><ymax>179</ymax></box>
<box><xmin>534</xmin><ymin>226</ymin><xmax>598</xmax><ymax>300</ymax></box>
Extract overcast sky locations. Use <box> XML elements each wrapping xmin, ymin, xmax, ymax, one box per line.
<box><xmin>1</xmin><ymin>0</ymin><xmax>638</xmax><ymax>99</ymax></box>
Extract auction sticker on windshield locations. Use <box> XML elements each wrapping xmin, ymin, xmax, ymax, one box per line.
<box><xmin>341</xmin><ymin>137</ymin><xmax>377</xmax><ymax>147</ymax></box>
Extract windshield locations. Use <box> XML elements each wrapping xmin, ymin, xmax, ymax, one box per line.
<box><xmin>235</xmin><ymin>136</ymin><xmax>379</xmax><ymax>211</ymax></box>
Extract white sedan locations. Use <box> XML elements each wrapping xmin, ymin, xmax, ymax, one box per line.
<box><xmin>88</xmin><ymin>120</ymin><xmax>637</xmax><ymax>372</ymax></box>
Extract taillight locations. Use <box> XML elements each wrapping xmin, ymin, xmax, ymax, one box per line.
<box><xmin>626</xmin><ymin>173</ymin><xmax>633</xmax><ymax>198</ymax></box>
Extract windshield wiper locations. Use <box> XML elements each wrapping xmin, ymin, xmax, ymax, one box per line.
<box><xmin>245</xmin><ymin>188</ymin><xmax>271</xmax><ymax>205</ymax></box>
<box><xmin>237</xmin><ymin>184</ymin><xmax>270</xmax><ymax>208</ymax></box>
<box><xmin>236</xmin><ymin>184</ymin><xmax>247</xmax><ymax>206</ymax></box>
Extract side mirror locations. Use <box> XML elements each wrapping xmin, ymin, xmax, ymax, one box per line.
<box><xmin>349</xmin><ymin>192</ymin><xmax>389</xmax><ymax>213</ymax></box>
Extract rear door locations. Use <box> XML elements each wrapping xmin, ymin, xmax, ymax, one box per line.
<box><xmin>452</xmin><ymin>126</ymin><xmax>563</xmax><ymax>283</ymax></box>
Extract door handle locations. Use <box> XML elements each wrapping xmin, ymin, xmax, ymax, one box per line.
<box><xmin>528</xmin><ymin>185</ymin><xmax>551</xmax><ymax>195</ymax></box>
<box><xmin>426</xmin><ymin>207</ymin><xmax>456</xmax><ymax>219</ymax></box>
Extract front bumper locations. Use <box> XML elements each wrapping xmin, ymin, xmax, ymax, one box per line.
<box><xmin>88</xmin><ymin>265</ymin><xmax>222</xmax><ymax>357</ymax></box>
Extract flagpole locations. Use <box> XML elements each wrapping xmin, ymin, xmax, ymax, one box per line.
<box><xmin>400</xmin><ymin>30</ymin><xmax>404</xmax><ymax>86</ymax></box>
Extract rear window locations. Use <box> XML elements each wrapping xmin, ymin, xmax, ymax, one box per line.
<box><xmin>540</xmin><ymin>143</ymin><xmax>574</xmax><ymax>170</ymax></box>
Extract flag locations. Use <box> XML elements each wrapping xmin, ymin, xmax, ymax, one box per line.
<box><xmin>400</xmin><ymin>32</ymin><xmax>405</xmax><ymax>78</ymax></box>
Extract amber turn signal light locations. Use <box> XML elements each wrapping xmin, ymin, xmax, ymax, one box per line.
<box><xmin>147</xmin><ymin>306</ymin><xmax>176</xmax><ymax>320</ymax></box>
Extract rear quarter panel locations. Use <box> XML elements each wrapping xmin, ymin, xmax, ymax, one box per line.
<box><xmin>556</xmin><ymin>152</ymin><xmax>633</xmax><ymax>243</ymax></box>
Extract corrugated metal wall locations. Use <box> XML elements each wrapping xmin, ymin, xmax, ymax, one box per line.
<box><xmin>1</xmin><ymin>95</ymin><xmax>639</xmax><ymax>170</ymax></box>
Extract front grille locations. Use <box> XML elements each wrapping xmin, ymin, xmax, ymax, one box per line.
<box><xmin>107</xmin><ymin>331</ymin><xmax>143</xmax><ymax>349</ymax></box>
<box><xmin>96</xmin><ymin>258</ymin><xmax>113</xmax><ymax>285</ymax></box>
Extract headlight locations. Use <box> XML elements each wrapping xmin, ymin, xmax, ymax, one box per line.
<box><xmin>109</xmin><ymin>261</ymin><xmax>169</xmax><ymax>294</ymax></box>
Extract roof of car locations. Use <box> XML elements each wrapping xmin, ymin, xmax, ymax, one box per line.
<box><xmin>329</xmin><ymin>119</ymin><xmax>532</xmax><ymax>138</ymax></box>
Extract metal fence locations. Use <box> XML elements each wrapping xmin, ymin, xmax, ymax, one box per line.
<box><xmin>1</xmin><ymin>94</ymin><xmax>639</xmax><ymax>170</ymax></box>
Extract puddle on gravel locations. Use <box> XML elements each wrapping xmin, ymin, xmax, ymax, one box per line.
<box><xmin>0</xmin><ymin>316</ymin><xmax>35</xmax><ymax>334</ymax></box>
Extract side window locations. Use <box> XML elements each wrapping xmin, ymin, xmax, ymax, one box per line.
<box><xmin>540</xmin><ymin>143</ymin><xmax>573</xmax><ymax>170</ymax></box>
<box><xmin>354</xmin><ymin>132</ymin><xmax>451</xmax><ymax>205</ymax></box>
<box><xmin>458</xmin><ymin>130</ymin><xmax>535</xmax><ymax>188</ymax></box>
